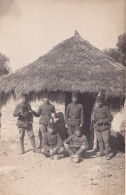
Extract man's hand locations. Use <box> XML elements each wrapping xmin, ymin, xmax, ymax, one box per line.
<box><xmin>65</xmin><ymin>124</ymin><xmax>68</xmax><ymax>128</ymax></box>
<box><xmin>50</xmin><ymin>148</ymin><xmax>57</xmax><ymax>155</ymax></box>
<box><xmin>64</xmin><ymin>143</ymin><xmax>69</xmax><ymax>149</ymax></box>
<box><xmin>19</xmin><ymin>109</ymin><xmax>23</xmax><ymax>113</ymax></box>
<box><xmin>49</xmin><ymin>149</ymin><xmax>54</xmax><ymax>156</ymax></box>
<box><xmin>19</xmin><ymin>109</ymin><xmax>23</xmax><ymax>115</ymax></box>
<box><xmin>81</xmin><ymin>145</ymin><xmax>85</xmax><ymax>150</ymax></box>
<box><xmin>52</xmin><ymin>147</ymin><xmax>57</xmax><ymax>154</ymax></box>
<box><xmin>97</xmin><ymin>120</ymin><xmax>103</xmax><ymax>125</ymax></box>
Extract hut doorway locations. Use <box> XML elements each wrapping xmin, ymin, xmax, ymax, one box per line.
<box><xmin>65</xmin><ymin>92</ymin><xmax>96</xmax><ymax>141</ymax></box>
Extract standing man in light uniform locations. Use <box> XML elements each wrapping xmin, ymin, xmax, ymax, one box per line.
<box><xmin>36</xmin><ymin>93</ymin><xmax>57</xmax><ymax>150</ymax></box>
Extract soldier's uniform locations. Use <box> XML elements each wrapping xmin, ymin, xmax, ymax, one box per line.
<box><xmin>64</xmin><ymin>132</ymin><xmax>88</xmax><ymax>157</ymax></box>
<box><xmin>93</xmin><ymin>96</ymin><xmax>113</xmax><ymax>159</ymax></box>
<box><xmin>36</xmin><ymin>102</ymin><xmax>56</xmax><ymax>132</ymax></box>
<box><xmin>65</xmin><ymin>93</ymin><xmax>84</xmax><ymax>135</ymax></box>
<box><xmin>13</xmin><ymin>96</ymin><xmax>37</xmax><ymax>154</ymax></box>
<box><xmin>42</xmin><ymin>123</ymin><xmax>64</xmax><ymax>158</ymax></box>
<box><xmin>36</xmin><ymin>97</ymin><xmax>57</xmax><ymax>149</ymax></box>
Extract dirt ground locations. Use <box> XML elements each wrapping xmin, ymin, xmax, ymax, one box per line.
<box><xmin>0</xmin><ymin>138</ymin><xmax>125</xmax><ymax>195</ymax></box>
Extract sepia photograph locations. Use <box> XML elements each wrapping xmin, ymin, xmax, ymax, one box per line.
<box><xmin>0</xmin><ymin>0</ymin><xmax>125</xmax><ymax>195</ymax></box>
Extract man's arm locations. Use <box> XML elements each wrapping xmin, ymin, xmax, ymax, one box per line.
<box><xmin>32</xmin><ymin>106</ymin><xmax>41</xmax><ymax>117</ymax></box>
<box><xmin>80</xmin><ymin>105</ymin><xmax>84</xmax><ymax>126</ymax></box>
<box><xmin>13</xmin><ymin>105</ymin><xmax>19</xmax><ymax>117</ymax></box>
<box><xmin>13</xmin><ymin>105</ymin><xmax>21</xmax><ymax>117</ymax></box>
<box><xmin>81</xmin><ymin>136</ymin><xmax>89</xmax><ymax>150</ymax></box>
<box><xmin>64</xmin><ymin>135</ymin><xmax>73</xmax><ymax>149</ymax></box>
<box><xmin>65</xmin><ymin>105</ymin><xmax>69</xmax><ymax>125</ymax></box>
<box><xmin>52</xmin><ymin>105</ymin><xmax>57</xmax><ymax>116</ymax></box>
<box><xmin>64</xmin><ymin>135</ymin><xmax>73</xmax><ymax>145</ymax></box>
<box><xmin>56</xmin><ymin>133</ymin><xmax>63</xmax><ymax>149</ymax></box>
<box><xmin>102</xmin><ymin>107</ymin><xmax>113</xmax><ymax>125</ymax></box>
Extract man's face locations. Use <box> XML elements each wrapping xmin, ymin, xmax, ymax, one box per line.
<box><xmin>97</xmin><ymin>101</ymin><xmax>103</xmax><ymax>107</ymax></box>
<box><xmin>44</xmin><ymin>98</ymin><xmax>49</xmax><ymax>103</ymax></box>
<box><xmin>75</xmin><ymin>130</ymin><xmax>81</xmax><ymax>137</ymax></box>
<box><xmin>22</xmin><ymin>97</ymin><xmax>27</xmax><ymax>103</ymax></box>
<box><xmin>72</xmin><ymin>98</ymin><xmax>77</xmax><ymax>103</ymax></box>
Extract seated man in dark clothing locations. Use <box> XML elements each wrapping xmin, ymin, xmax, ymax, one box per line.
<box><xmin>64</xmin><ymin>128</ymin><xmax>88</xmax><ymax>163</ymax></box>
<box><xmin>41</xmin><ymin>122</ymin><xmax>64</xmax><ymax>159</ymax></box>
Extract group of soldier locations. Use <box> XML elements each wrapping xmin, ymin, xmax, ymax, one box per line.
<box><xmin>13</xmin><ymin>92</ymin><xmax>112</xmax><ymax>163</ymax></box>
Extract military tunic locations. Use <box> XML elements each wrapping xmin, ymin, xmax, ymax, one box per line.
<box><xmin>65</xmin><ymin>102</ymin><xmax>84</xmax><ymax>135</ymax></box>
<box><xmin>13</xmin><ymin>102</ymin><xmax>33</xmax><ymax>128</ymax></box>
<box><xmin>64</xmin><ymin>134</ymin><xmax>88</xmax><ymax>149</ymax></box>
<box><xmin>64</xmin><ymin>134</ymin><xmax>88</xmax><ymax>156</ymax></box>
<box><xmin>42</xmin><ymin>132</ymin><xmax>64</xmax><ymax>155</ymax></box>
<box><xmin>93</xmin><ymin>105</ymin><xmax>112</xmax><ymax>132</ymax></box>
<box><xmin>36</xmin><ymin>102</ymin><xmax>56</xmax><ymax>125</ymax></box>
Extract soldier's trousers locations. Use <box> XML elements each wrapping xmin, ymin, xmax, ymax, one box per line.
<box><xmin>95</xmin><ymin>129</ymin><xmax>110</xmax><ymax>155</ymax></box>
<box><xmin>65</xmin><ymin>146</ymin><xmax>86</xmax><ymax>156</ymax></box>
<box><xmin>42</xmin><ymin>147</ymin><xmax>64</xmax><ymax>157</ymax></box>
<box><xmin>37</xmin><ymin>124</ymin><xmax>48</xmax><ymax>148</ymax></box>
<box><xmin>18</xmin><ymin>126</ymin><xmax>36</xmax><ymax>153</ymax></box>
<box><xmin>67</xmin><ymin>124</ymin><xmax>80</xmax><ymax>136</ymax></box>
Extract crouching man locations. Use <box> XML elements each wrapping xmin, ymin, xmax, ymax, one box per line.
<box><xmin>64</xmin><ymin>128</ymin><xmax>88</xmax><ymax>163</ymax></box>
<box><xmin>41</xmin><ymin>122</ymin><xmax>64</xmax><ymax>159</ymax></box>
<box><xmin>13</xmin><ymin>93</ymin><xmax>37</xmax><ymax>154</ymax></box>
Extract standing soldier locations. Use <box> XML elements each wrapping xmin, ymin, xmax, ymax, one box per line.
<box><xmin>13</xmin><ymin>93</ymin><xmax>37</xmax><ymax>154</ymax></box>
<box><xmin>65</xmin><ymin>92</ymin><xmax>84</xmax><ymax>136</ymax></box>
<box><xmin>93</xmin><ymin>95</ymin><xmax>113</xmax><ymax>160</ymax></box>
<box><xmin>35</xmin><ymin>94</ymin><xmax>57</xmax><ymax>150</ymax></box>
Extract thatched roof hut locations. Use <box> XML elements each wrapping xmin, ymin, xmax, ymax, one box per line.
<box><xmin>0</xmin><ymin>32</ymin><xmax>125</xmax><ymax>144</ymax></box>
<box><xmin>0</xmin><ymin>32</ymin><xmax>125</xmax><ymax>100</ymax></box>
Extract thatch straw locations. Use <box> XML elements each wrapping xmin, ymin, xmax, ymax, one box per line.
<box><xmin>0</xmin><ymin>32</ymin><xmax>125</xmax><ymax>99</ymax></box>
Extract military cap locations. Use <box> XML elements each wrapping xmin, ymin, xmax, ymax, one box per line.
<box><xmin>72</xmin><ymin>92</ymin><xmax>78</xmax><ymax>99</ymax></box>
<box><xmin>43</xmin><ymin>93</ymin><xmax>49</xmax><ymax>99</ymax></box>
<box><xmin>75</xmin><ymin>126</ymin><xmax>81</xmax><ymax>131</ymax></box>
<box><xmin>21</xmin><ymin>93</ymin><xmax>28</xmax><ymax>98</ymax></box>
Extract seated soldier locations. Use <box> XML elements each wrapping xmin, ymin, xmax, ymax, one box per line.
<box><xmin>41</xmin><ymin>122</ymin><xmax>64</xmax><ymax>159</ymax></box>
<box><xmin>64</xmin><ymin>128</ymin><xmax>88</xmax><ymax>163</ymax></box>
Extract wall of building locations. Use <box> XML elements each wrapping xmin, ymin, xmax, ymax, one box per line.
<box><xmin>1</xmin><ymin>91</ymin><xmax>125</xmax><ymax>149</ymax></box>
<box><xmin>1</xmin><ymin>92</ymin><xmax>66</xmax><ymax>142</ymax></box>
<box><xmin>111</xmin><ymin>100</ymin><xmax>126</xmax><ymax>132</ymax></box>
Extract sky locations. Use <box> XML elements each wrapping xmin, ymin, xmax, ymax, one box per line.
<box><xmin>0</xmin><ymin>0</ymin><xmax>125</xmax><ymax>72</ymax></box>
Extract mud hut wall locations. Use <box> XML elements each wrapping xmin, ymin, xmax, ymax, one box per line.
<box><xmin>1</xmin><ymin>92</ymin><xmax>66</xmax><ymax>141</ymax></box>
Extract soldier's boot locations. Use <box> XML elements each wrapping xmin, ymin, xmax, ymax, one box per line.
<box><xmin>30</xmin><ymin>136</ymin><xmax>37</xmax><ymax>153</ymax></box>
<box><xmin>105</xmin><ymin>143</ymin><xmax>110</xmax><ymax>160</ymax></box>
<box><xmin>19</xmin><ymin>138</ymin><xmax>25</xmax><ymax>154</ymax></box>
<box><xmin>97</xmin><ymin>143</ymin><xmax>104</xmax><ymax>157</ymax></box>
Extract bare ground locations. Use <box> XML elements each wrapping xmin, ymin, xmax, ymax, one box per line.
<box><xmin>0</xmin><ymin>139</ymin><xmax>125</xmax><ymax>195</ymax></box>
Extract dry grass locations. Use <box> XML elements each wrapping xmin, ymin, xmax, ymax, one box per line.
<box><xmin>0</xmin><ymin>33</ymin><xmax>125</xmax><ymax>99</ymax></box>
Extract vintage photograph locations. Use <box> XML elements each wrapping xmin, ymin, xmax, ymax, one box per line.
<box><xmin>0</xmin><ymin>0</ymin><xmax>125</xmax><ymax>195</ymax></box>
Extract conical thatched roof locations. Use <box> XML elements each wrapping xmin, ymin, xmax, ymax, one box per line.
<box><xmin>0</xmin><ymin>32</ymin><xmax>125</xmax><ymax>98</ymax></box>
